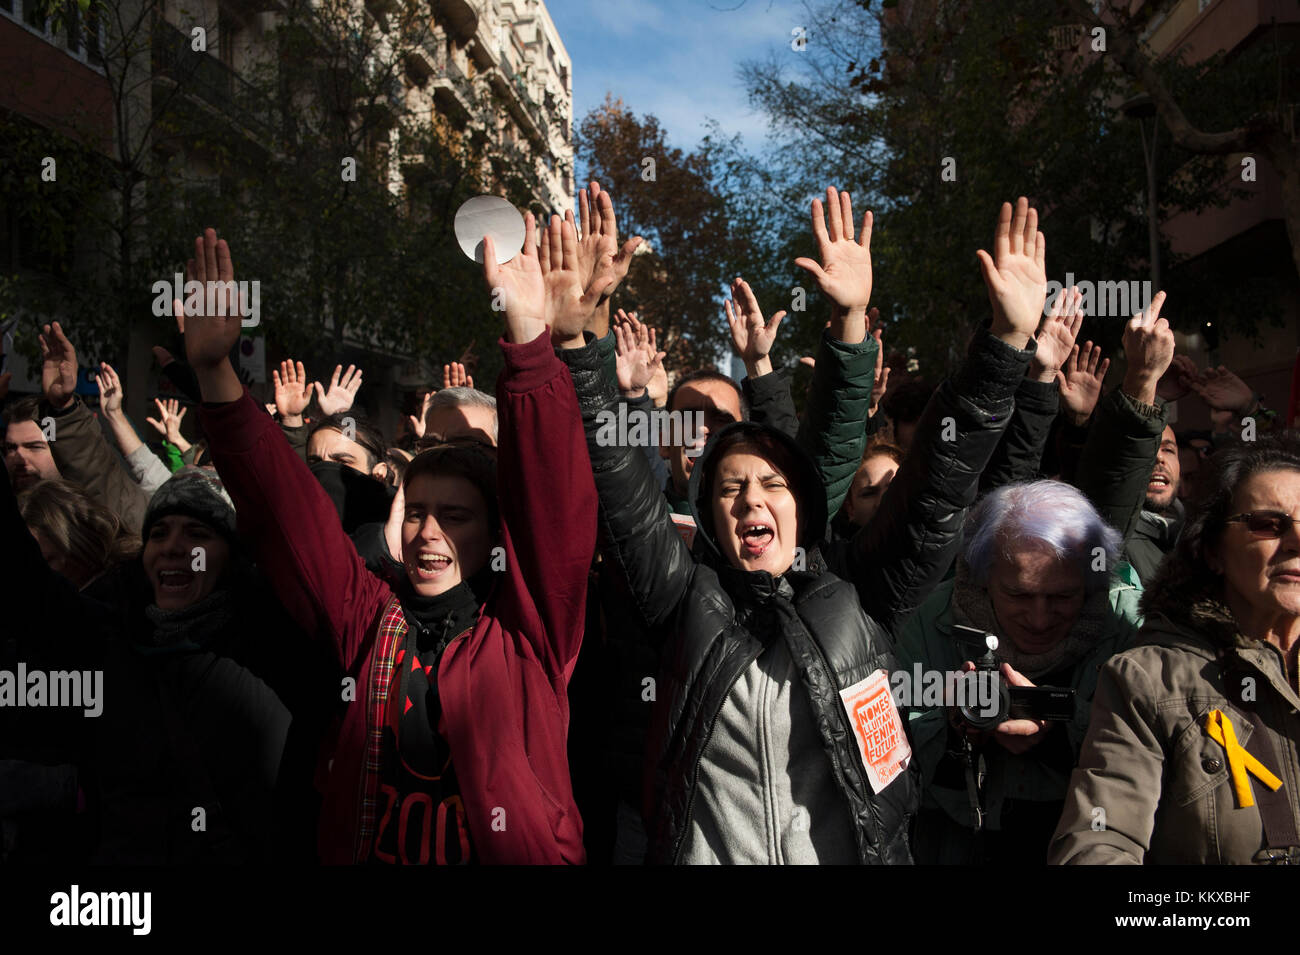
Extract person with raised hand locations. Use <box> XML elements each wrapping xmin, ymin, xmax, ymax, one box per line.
<box><xmin>34</xmin><ymin>323</ymin><xmax>151</xmax><ymax>532</ymax></box>
<box><xmin>554</xmin><ymin>194</ymin><xmax>1047</xmax><ymax>865</ymax></box>
<box><xmin>193</xmin><ymin>217</ymin><xmax>597</xmax><ymax>865</ymax></box>
<box><xmin>979</xmin><ymin>285</ymin><xmax>1083</xmax><ymax>493</ymax></box>
<box><xmin>1071</xmin><ymin>291</ymin><xmax>1179</xmax><ymax>588</ymax></box>
<box><xmin>92</xmin><ymin>362</ymin><xmax>174</xmax><ymax>497</ymax></box>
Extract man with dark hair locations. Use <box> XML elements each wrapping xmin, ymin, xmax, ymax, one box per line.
<box><xmin>1126</xmin><ymin>424</ymin><xmax>1182</xmax><ymax>583</ymax></box>
<box><xmin>3</xmin><ymin>396</ymin><xmax>61</xmax><ymax>491</ymax></box>
<box><xmin>306</xmin><ymin>413</ymin><xmax>394</xmax><ymax>533</ymax></box>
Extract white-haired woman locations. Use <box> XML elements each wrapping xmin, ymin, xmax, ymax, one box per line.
<box><xmin>895</xmin><ymin>479</ymin><xmax>1139</xmax><ymax>865</ymax></box>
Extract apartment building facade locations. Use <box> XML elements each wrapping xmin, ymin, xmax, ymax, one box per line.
<box><xmin>1</xmin><ymin>0</ymin><xmax>574</xmax><ymax>431</ymax></box>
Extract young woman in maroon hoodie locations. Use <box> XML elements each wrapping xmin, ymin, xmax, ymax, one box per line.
<box><xmin>182</xmin><ymin>217</ymin><xmax>604</xmax><ymax>863</ymax></box>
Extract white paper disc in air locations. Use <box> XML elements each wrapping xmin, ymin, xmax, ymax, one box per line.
<box><xmin>454</xmin><ymin>195</ymin><xmax>525</xmax><ymax>264</ymax></box>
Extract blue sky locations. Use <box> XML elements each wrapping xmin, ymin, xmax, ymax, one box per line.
<box><xmin>548</xmin><ymin>0</ymin><xmax>807</xmax><ymax>162</ymax></box>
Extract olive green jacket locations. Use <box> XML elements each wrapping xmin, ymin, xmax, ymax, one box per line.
<box><xmin>896</xmin><ymin>572</ymin><xmax>1139</xmax><ymax>848</ymax></box>
<box><xmin>1051</xmin><ymin>597</ymin><xmax>1300</xmax><ymax>864</ymax></box>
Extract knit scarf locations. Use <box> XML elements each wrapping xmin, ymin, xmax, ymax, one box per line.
<box><xmin>140</xmin><ymin>588</ymin><xmax>239</xmax><ymax>654</ymax></box>
<box><xmin>951</xmin><ymin>559</ymin><xmax>1111</xmax><ymax>681</ymax></box>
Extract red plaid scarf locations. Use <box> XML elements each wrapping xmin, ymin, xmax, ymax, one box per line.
<box><xmin>355</xmin><ymin>594</ymin><xmax>407</xmax><ymax>861</ymax></box>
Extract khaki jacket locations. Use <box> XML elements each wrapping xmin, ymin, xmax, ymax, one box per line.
<box><xmin>1050</xmin><ymin>598</ymin><xmax>1300</xmax><ymax>864</ymax></box>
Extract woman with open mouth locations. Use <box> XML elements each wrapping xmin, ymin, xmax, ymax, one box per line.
<box><xmin>558</xmin><ymin>193</ymin><xmax>1049</xmax><ymax>863</ymax></box>
<box><xmin>182</xmin><ymin>220</ymin><xmax>598</xmax><ymax>865</ymax></box>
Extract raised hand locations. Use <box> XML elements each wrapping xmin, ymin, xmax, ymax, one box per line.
<box><xmin>1156</xmin><ymin>353</ymin><xmax>1198</xmax><ymax>403</ymax></box>
<box><xmin>1031</xmin><ymin>285</ymin><xmax>1084</xmax><ymax>383</ymax></box>
<box><xmin>1189</xmin><ymin>364</ymin><xmax>1256</xmax><ymax>417</ymax></box>
<box><xmin>146</xmin><ymin>397</ymin><xmax>188</xmax><ymax>445</ymax></box>
<box><xmin>272</xmin><ymin>359</ymin><xmax>313</xmax><ymax>425</ymax></box>
<box><xmin>443</xmin><ymin>362</ymin><xmax>474</xmax><ymax>390</ymax></box>
<box><xmin>483</xmin><ymin>210</ymin><xmax>547</xmax><ymax>345</ymax></box>
<box><xmin>1120</xmin><ymin>291</ymin><xmax>1173</xmax><ymax>406</ymax></box>
<box><xmin>1058</xmin><ymin>341</ymin><xmax>1110</xmax><ymax>426</ymax></box>
<box><xmin>537</xmin><ymin>212</ymin><xmax>614</xmax><ymax>345</ymax></box>
<box><xmin>794</xmin><ymin>186</ymin><xmax>873</xmax><ymax>322</ymax></box>
<box><xmin>177</xmin><ymin>228</ymin><xmax>242</xmax><ymax>370</ymax></box>
<box><xmin>724</xmin><ymin>277</ymin><xmax>786</xmax><ymax>378</ymax></box>
<box><xmin>314</xmin><ymin>364</ymin><xmax>362</xmax><ymax>416</ymax></box>
<box><xmin>583</xmin><ymin>181</ymin><xmax>642</xmax><ymax>297</ymax></box>
<box><xmin>94</xmin><ymin>361</ymin><xmax>124</xmax><ymax>416</ymax></box>
<box><xmin>408</xmin><ymin>391</ymin><xmax>434</xmax><ymax>439</ymax></box>
<box><xmin>613</xmin><ymin>310</ymin><xmax>665</xmax><ymax>398</ymax></box>
<box><xmin>976</xmin><ymin>198</ymin><xmax>1048</xmax><ymax>349</ymax></box>
<box><xmin>39</xmin><ymin>321</ymin><xmax>79</xmax><ymax>410</ymax></box>
<box><xmin>868</xmin><ymin>313</ymin><xmax>889</xmax><ymax>417</ymax></box>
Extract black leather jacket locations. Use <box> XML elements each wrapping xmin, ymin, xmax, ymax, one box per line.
<box><xmin>558</xmin><ymin>328</ymin><xmax>1033</xmax><ymax>863</ymax></box>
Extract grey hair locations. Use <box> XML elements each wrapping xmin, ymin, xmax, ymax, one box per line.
<box><xmin>963</xmin><ymin>480</ymin><xmax>1122</xmax><ymax>593</ymax></box>
<box><xmin>426</xmin><ymin>387</ymin><xmax>498</xmax><ymax>443</ymax></box>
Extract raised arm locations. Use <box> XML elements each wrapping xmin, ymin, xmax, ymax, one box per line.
<box><xmin>93</xmin><ymin>362</ymin><xmax>173</xmax><ymax>497</ymax></box>
<box><xmin>38</xmin><ymin>323</ymin><xmax>150</xmax><ymax>533</ymax></box>
<box><xmin>979</xmin><ymin>286</ymin><xmax>1081</xmax><ymax>492</ymax></box>
<box><xmin>833</xmin><ymin>198</ymin><xmax>1043</xmax><ymax>634</ymax></box>
<box><xmin>726</xmin><ymin>277</ymin><xmax>801</xmax><ymax>439</ymax></box>
<box><xmin>792</xmin><ymin>187</ymin><xmax>878</xmax><ymax>517</ymax></box>
<box><xmin>183</xmin><ymin>228</ymin><xmax>388</xmax><ymax>672</ymax></box>
<box><xmin>1073</xmin><ymin>292</ymin><xmax>1173</xmax><ymax>543</ymax></box>
<box><xmin>533</xmin><ymin>211</ymin><xmax>694</xmax><ymax>632</ymax></box>
<box><xmin>482</xmin><ymin>212</ymin><xmax>600</xmax><ymax>679</ymax></box>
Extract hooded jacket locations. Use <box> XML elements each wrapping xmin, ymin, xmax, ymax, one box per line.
<box><xmin>558</xmin><ymin>326</ymin><xmax>1035</xmax><ymax>864</ymax></box>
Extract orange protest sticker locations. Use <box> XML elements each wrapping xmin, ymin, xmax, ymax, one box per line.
<box><xmin>840</xmin><ymin>669</ymin><xmax>912</xmax><ymax>794</ymax></box>
<box><xmin>670</xmin><ymin>513</ymin><xmax>697</xmax><ymax>549</ymax></box>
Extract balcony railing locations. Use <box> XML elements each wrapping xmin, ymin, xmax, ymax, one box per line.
<box><xmin>152</xmin><ymin>21</ymin><xmax>274</xmax><ymax>141</ymax></box>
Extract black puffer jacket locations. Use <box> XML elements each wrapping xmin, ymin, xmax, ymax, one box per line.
<box><xmin>559</xmin><ymin>327</ymin><xmax>1033</xmax><ymax>864</ymax></box>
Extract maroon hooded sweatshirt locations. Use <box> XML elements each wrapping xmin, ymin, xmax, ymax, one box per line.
<box><xmin>200</xmin><ymin>331</ymin><xmax>596</xmax><ymax>863</ymax></box>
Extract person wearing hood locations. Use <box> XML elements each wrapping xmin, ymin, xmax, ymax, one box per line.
<box><xmin>182</xmin><ymin>219</ymin><xmax>598</xmax><ymax>864</ymax></box>
<box><xmin>557</xmin><ymin>193</ymin><xmax>1047</xmax><ymax>863</ymax></box>
<box><xmin>1</xmin><ymin>463</ymin><xmax>321</xmax><ymax>863</ymax></box>
<box><xmin>1052</xmin><ymin>432</ymin><xmax>1300</xmax><ymax>864</ymax></box>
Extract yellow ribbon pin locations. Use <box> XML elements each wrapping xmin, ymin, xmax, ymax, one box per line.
<box><xmin>1203</xmin><ymin>709</ymin><xmax>1282</xmax><ymax>808</ymax></box>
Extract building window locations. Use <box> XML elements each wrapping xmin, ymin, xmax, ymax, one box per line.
<box><xmin>64</xmin><ymin>0</ymin><xmax>78</xmax><ymax>53</ymax></box>
<box><xmin>0</xmin><ymin>0</ymin><xmax>14</xmax><ymax>15</ymax></box>
<box><xmin>24</xmin><ymin>0</ymin><xmax>48</xmax><ymax>30</ymax></box>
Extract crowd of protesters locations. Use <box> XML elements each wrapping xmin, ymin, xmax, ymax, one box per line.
<box><xmin>2</xmin><ymin>181</ymin><xmax>1298</xmax><ymax>867</ymax></box>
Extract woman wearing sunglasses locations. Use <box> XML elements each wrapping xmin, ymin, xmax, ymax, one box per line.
<box><xmin>1051</xmin><ymin>433</ymin><xmax>1300</xmax><ymax>864</ymax></box>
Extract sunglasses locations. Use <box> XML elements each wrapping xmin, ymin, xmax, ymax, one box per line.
<box><xmin>1225</xmin><ymin>511</ymin><xmax>1300</xmax><ymax>539</ymax></box>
